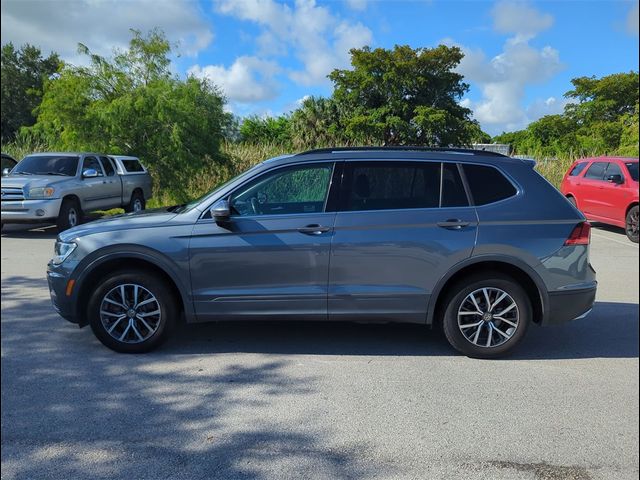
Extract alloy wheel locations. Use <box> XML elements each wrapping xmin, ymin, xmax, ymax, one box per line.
<box><xmin>457</xmin><ymin>287</ymin><xmax>519</xmax><ymax>348</ymax></box>
<box><xmin>99</xmin><ymin>283</ymin><xmax>161</xmax><ymax>344</ymax></box>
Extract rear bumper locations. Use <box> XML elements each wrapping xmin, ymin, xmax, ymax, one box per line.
<box><xmin>1</xmin><ymin>198</ymin><xmax>62</xmax><ymax>223</ymax></box>
<box><xmin>544</xmin><ymin>284</ymin><xmax>597</xmax><ymax>325</ymax></box>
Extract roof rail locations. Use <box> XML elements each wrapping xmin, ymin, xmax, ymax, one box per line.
<box><xmin>295</xmin><ymin>146</ymin><xmax>509</xmax><ymax>158</ymax></box>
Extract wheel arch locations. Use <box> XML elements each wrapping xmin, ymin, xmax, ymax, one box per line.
<box><xmin>72</xmin><ymin>247</ymin><xmax>193</xmax><ymax>326</ymax></box>
<box><xmin>626</xmin><ymin>202</ymin><xmax>638</xmax><ymax>218</ymax></box>
<box><xmin>428</xmin><ymin>256</ymin><xmax>547</xmax><ymax>327</ymax></box>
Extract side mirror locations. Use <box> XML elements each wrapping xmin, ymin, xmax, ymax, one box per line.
<box><xmin>2</xmin><ymin>168</ymin><xmax>10</xmax><ymax>177</ymax></box>
<box><xmin>210</xmin><ymin>199</ymin><xmax>231</xmax><ymax>223</ymax></box>
<box><xmin>606</xmin><ymin>174</ymin><xmax>623</xmax><ymax>184</ymax></box>
<box><xmin>82</xmin><ymin>168</ymin><xmax>98</xmax><ymax>178</ymax></box>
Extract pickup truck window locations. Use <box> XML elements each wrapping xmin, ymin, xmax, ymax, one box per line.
<box><xmin>13</xmin><ymin>154</ymin><xmax>78</xmax><ymax>176</ymax></box>
<box><xmin>83</xmin><ymin>156</ymin><xmax>104</xmax><ymax>176</ymax></box>
<box><xmin>100</xmin><ymin>156</ymin><xmax>116</xmax><ymax>176</ymax></box>
<box><xmin>121</xmin><ymin>159</ymin><xmax>144</xmax><ymax>173</ymax></box>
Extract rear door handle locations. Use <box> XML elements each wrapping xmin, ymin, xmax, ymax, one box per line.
<box><xmin>298</xmin><ymin>224</ymin><xmax>331</xmax><ymax>235</ymax></box>
<box><xmin>437</xmin><ymin>219</ymin><xmax>470</xmax><ymax>230</ymax></box>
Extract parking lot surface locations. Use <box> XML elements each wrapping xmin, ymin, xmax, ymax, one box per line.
<box><xmin>1</xmin><ymin>223</ymin><xmax>638</xmax><ymax>480</ymax></box>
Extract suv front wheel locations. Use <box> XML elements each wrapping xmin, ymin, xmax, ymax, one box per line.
<box><xmin>442</xmin><ymin>273</ymin><xmax>531</xmax><ymax>358</ymax></box>
<box><xmin>87</xmin><ymin>270</ymin><xmax>177</xmax><ymax>353</ymax></box>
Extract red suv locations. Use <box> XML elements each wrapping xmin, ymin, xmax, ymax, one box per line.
<box><xmin>561</xmin><ymin>156</ymin><xmax>639</xmax><ymax>242</ymax></box>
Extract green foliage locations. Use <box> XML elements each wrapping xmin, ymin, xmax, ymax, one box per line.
<box><xmin>495</xmin><ymin>72</ymin><xmax>639</xmax><ymax>158</ymax></box>
<box><xmin>1</xmin><ymin>43</ymin><xmax>61</xmax><ymax>141</ymax></box>
<box><xmin>289</xmin><ymin>96</ymin><xmax>349</xmax><ymax>148</ymax></box>
<box><xmin>26</xmin><ymin>29</ymin><xmax>231</xmax><ymax>202</ymax></box>
<box><xmin>328</xmin><ymin>44</ymin><xmax>479</xmax><ymax>146</ymax></box>
<box><xmin>239</xmin><ymin>115</ymin><xmax>291</xmax><ymax>145</ymax></box>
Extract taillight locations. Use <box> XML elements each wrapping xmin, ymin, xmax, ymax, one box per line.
<box><xmin>565</xmin><ymin>222</ymin><xmax>591</xmax><ymax>246</ymax></box>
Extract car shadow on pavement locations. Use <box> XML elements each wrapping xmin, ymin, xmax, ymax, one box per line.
<box><xmin>1</xmin><ymin>276</ymin><xmax>386</xmax><ymax>480</ymax></box>
<box><xmin>1</xmin><ymin>224</ymin><xmax>58</xmax><ymax>239</ymax></box>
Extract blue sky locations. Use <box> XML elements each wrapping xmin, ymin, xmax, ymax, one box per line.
<box><xmin>2</xmin><ymin>0</ymin><xmax>639</xmax><ymax>135</ymax></box>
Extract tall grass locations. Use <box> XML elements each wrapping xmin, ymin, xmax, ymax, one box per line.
<box><xmin>2</xmin><ymin>136</ymin><xmax>590</xmax><ymax>204</ymax></box>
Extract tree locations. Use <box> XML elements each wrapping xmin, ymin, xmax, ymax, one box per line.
<box><xmin>29</xmin><ymin>30</ymin><xmax>230</xmax><ymax>200</ymax></box>
<box><xmin>328</xmin><ymin>45</ymin><xmax>475</xmax><ymax>146</ymax></box>
<box><xmin>289</xmin><ymin>96</ymin><xmax>348</xmax><ymax>148</ymax></box>
<box><xmin>239</xmin><ymin>115</ymin><xmax>291</xmax><ymax>145</ymax></box>
<box><xmin>1</xmin><ymin>43</ymin><xmax>60</xmax><ymax>141</ymax></box>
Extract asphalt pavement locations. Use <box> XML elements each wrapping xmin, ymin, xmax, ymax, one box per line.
<box><xmin>1</xmin><ymin>222</ymin><xmax>638</xmax><ymax>480</ymax></box>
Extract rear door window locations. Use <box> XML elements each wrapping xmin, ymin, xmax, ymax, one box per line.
<box><xmin>584</xmin><ymin>162</ymin><xmax>608</xmax><ymax>180</ymax></box>
<box><xmin>461</xmin><ymin>164</ymin><xmax>517</xmax><ymax>205</ymax></box>
<box><xmin>441</xmin><ymin>163</ymin><xmax>469</xmax><ymax>207</ymax></box>
<box><xmin>625</xmin><ymin>162</ymin><xmax>638</xmax><ymax>182</ymax></box>
<box><xmin>339</xmin><ymin>162</ymin><xmax>441</xmax><ymax>212</ymax></box>
<box><xmin>99</xmin><ymin>156</ymin><xmax>116</xmax><ymax>176</ymax></box>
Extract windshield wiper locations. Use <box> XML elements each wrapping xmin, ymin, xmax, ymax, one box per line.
<box><xmin>41</xmin><ymin>172</ymin><xmax>70</xmax><ymax>176</ymax></box>
<box><xmin>13</xmin><ymin>171</ymin><xmax>33</xmax><ymax>175</ymax></box>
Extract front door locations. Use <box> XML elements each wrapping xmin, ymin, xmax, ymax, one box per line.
<box><xmin>80</xmin><ymin>155</ymin><xmax>109</xmax><ymax>211</ymax></box>
<box><xmin>189</xmin><ymin>162</ymin><xmax>338</xmax><ymax>321</ymax></box>
<box><xmin>579</xmin><ymin>161</ymin><xmax>609</xmax><ymax>217</ymax></box>
<box><xmin>328</xmin><ymin>161</ymin><xmax>477</xmax><ymax>323</ymax></box>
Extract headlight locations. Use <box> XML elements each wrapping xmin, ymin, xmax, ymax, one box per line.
<box><xmin>27</xmin><ymin>187</ymin><xmax>56</xmax><ymax>199</ymax></box>
<box><xmin>52</xmin><ymin>241</ymin><xmax>77</xmax><ymax>265</ymax></box>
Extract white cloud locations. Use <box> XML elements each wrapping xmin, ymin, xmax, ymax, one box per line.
<box><xmin>188</xmin><ymin>56</ymin><xmax>280</xmax><ymax>103</ymax></box>
<box><xmin>491</xmin><ymin>0</ymin><xmax>554</xmax><ymax>41</ymax></box>
<box><xmin>627</xmin><ymin>1</ymin><xmax>639</xmax><ymax>36</ymax></box>
<box><xmin>0</xmin><ymin>0</ymin><xmax>213</xmax><ymax>64</ymax></box>
<box><xmin>214</xmin><ymin>0</ymin><xmax>373</xmax><ymax>86</ymax></box>
<box><xmin>446</xmin><ymin>1</ymin><xmax>563</xmax><ymax>134</ymax></box>
<box><xmin>525</xmin><ymin>96</ymin><xmax>568</xmax><ymax>120</ymax></box>
<box><xmin>345</xmin><ymin>0</ymin><xmax>368</xmax><ymax>11</ymax></box>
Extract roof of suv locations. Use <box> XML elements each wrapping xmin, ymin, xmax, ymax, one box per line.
<box><xmin>266</xmin><ymin>146</ymin><xmax>534</xmax><ymax>167</ymax></box>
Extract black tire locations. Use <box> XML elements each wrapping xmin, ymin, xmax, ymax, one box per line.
<box><xmin>125</xmin><ymin>190</ymin><xmax>145</xmax><ymax>213</ymax></box>
<box><xmin>567</xmin><ymin>195</ymin><xmax>577</xmax><ymax>208</ymax></box>
<box><xmin>57</xmin><ymin>198</ymin><xmax>82</xmax><ymax>232</ymax></box>
<box><xmin>87</xmin><ymin>270</ymin><xmax>177</xmax><ymax>353</ymax></box>
<box><xmin>626</xmin><ymin>205</ymin><xmax>639</xmax><ymax>243</ymax></box>
<box><xmin>441</xmin><ymin>273</ymin><xmax>532</xmax><ymax>359</ymax></box>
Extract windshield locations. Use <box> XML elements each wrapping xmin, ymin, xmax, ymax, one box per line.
<box><xmin>179</xmin><ymin>163</ymin><xmax>266</xmax><ymax>213</ymax></box>
<box><xmin>13</xmin><ymin>155</ymin><xmax>79</xmax><ymax>176</ymax></box>
<box><xmin>625</xmin><ymin>162</ymin><xmax>638</xmax><ymax>182</ymax></box>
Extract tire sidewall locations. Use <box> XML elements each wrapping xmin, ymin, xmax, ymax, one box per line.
<box><xmin>57</xmin><ymin>199</ymin><xmax>82</xmax><ymax>232</ymax></box>
<box><xmin>127</xmin><ymin>191</ymin><xmax>145</xmax><ymax>213</ymax></box>
<box><xmin>88</xmin><ymin>271</ymin><xmax>176</xmax><ymax>353</ymax></box>
<box><xmin>442</xmin><ymin>276</ymin><xmax>531</xmax><ymax>358</ymax></box>
<box><xmin>626</xmin><ymin>206</ymin><xmax>639</xmax><ymax>243</ymax></box>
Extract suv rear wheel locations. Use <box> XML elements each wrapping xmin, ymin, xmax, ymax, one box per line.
<box><xmin>626</xmin><ymin>206</ymin><xmax>638</xmax><ymax>243</ymax></box>
<box><xmin>87</xmin><ymin>270</ymin><xmax>177</xmax><ymax>353</ymax></box>
<box><xmin>442</xmin><ymin>273</ymin><xmax>531</xmax><ymax>358</ymax></box>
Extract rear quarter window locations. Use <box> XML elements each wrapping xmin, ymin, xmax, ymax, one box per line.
<box><xmin>120</xmin><ymin>159</ymin><xmax>145</xmax><ymax>172</ymax></box>
<box><xmin>462</xmin><ymin>164</ymin><xmax>517</xmax><ymax>206</ymax></box>
<box><xmin>568</xmin><ymin>162</ymin><xmax>588</xmax><ymax>177</ymax></box>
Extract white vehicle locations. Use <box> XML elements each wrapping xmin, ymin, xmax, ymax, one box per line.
<box><xmin>1</xmin><ymin>152</ymin><xmax>153</xmax><ymax>231</ymax></box>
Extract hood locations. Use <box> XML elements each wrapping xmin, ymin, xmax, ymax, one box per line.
<box><xmin>1</xmin><ymin>175</ymin><xmax>72</xmax><ymax>190</ymax></box>
<box><xmin>59</xmin><ymin>207</ymin><xmax>181</xmax><ymax>241</ymax></box>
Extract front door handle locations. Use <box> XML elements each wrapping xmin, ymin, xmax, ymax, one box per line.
<box><xmin>437</xmin><ymin>219</ymin><xmax>470</xmax><ymax>230</ymax></box>
<box><xmin>298</xmin><ymin>224</ymin><xmax>331</xmax><ymax>235</ymax></box>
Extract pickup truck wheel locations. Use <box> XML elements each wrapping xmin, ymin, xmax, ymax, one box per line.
<box><xmin>626</xmin><ymin>206</ymin><xmax>639</xmax><ymax>243</ymax></box>
<box><xmin>441</xmin><ymin>273</ymin><xmax>531</xmax><ymax>359</ymax></box>
<box><xmin>57</xmin><ymin>199</ymin><xmax>82</xmax><ymax>232</ymax></box>
<box><xmin>125</xmin><ymin>191</ymin><xmax>145</xmax><ymax>213</ymax></box>
<box><xmin>87</xmin><ymin>270</ymin><xmax>177</xmax><ymax>353</ymax></box>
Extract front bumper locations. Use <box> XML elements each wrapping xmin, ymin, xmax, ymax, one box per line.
<box><xmin>47</xmin><ymin>266</ymin><xmax>78</xmax><ymax>324</ymax></box>
<box><xmin>1</xmin><ymin>198</ymin><xmax>63</xmax><ymax>223</ymax></box>
<box><xmin>545</xmin><ymin>283</ymin><xmax>597</xmax><ymax>325</ymax></box>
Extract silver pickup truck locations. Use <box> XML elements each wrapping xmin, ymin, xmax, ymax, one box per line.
<box><xmin>1</xmin><ymin>152</ymin><xmax>152</xmax><ymax>231</ymax></box>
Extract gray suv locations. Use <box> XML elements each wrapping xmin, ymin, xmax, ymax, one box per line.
<box><xmin>47</xmin><ymin>147</ymin><xmax>597</xmax><ymax>357</ymax></box>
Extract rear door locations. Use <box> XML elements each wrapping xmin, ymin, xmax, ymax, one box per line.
<box><xmin>98</xmin><ymin>156</ymin><xmax>123</xmax><ymax>208</ymax></box>
<box><xmin>579</xmin><ymin>161</ymin><xmax>609</xmax><ymax>216</ymax></box>
<box><xmin>328</xmin><ymin>160</ymin><xmax>477</xmax><ymax>323</ymax></box>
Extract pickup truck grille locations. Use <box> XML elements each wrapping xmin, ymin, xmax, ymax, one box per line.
<box><xmin>1</xmin><ymin>187</ymin><xmax>25</xmax><ymax>201</ymax></box>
